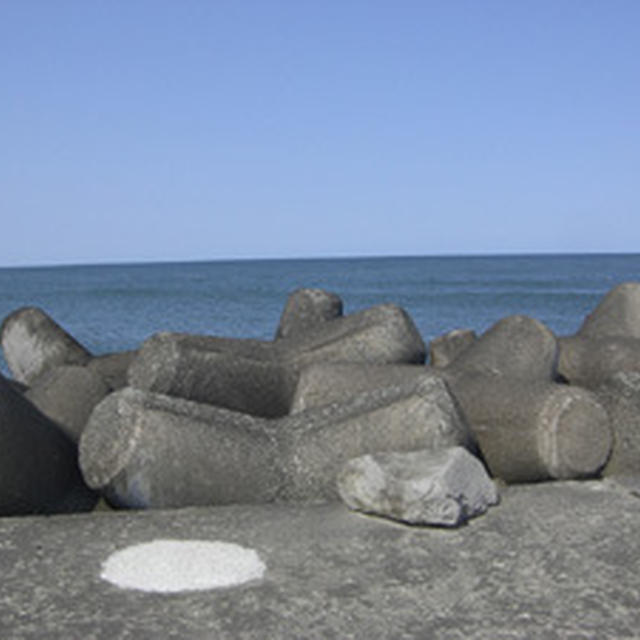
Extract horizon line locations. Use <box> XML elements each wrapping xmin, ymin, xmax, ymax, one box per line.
<box><xmin>1</xmin><ymin>249</ymin><xmax>639</xmax><ymax>270</ymax></box>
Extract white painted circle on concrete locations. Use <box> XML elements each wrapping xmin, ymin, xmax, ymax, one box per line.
<box><xmin>101</xmin><ymin>539</ymin><xmax>266</xmax><ymax>593</ymax></box>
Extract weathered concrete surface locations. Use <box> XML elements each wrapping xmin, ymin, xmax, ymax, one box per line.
<box><xmin>595</xmin><ymin>371</ymin><xmax>640</xmax><ymax>479</ymax></box>
<box><xmin>128</xmin><ymin>303</ymin><xmax>426</xmax><ymax>417</ymax></box>
<box><xmin>87</xmin><ymin>350</ymin><xmax>138</xmax><ymax>391</ymax></box>
<box><xmin>0</xmin><ymin>374</ymin><xmax>97</xmax><ymax>516</ymax></box>
<box><xmin>275</xmin><ymin>287</ymin><xmax>343</xmax><ymax>339</ymax></box>
<box><xmin>440</xmin><ymin>315</ymin><xmax>612</xmax><ymax>483</ymax></box>
<box><xmin>129</xmin><ymin>334</ymin><xmax>294</xmax><ymax>418</ymax></box>
<box><xmin>279</xmin><ymin>374</ymin><xmax>473</xmax><ymax>502</ymax></box>
<box><xmin>0</xmin><ymin>481</ymin><xmax>639</xmax><ymax>639</ymax></box>
<box><xmin>558</xmin><ymin>335</ymin><xmax>640</xmax><ymax>388</ymax></box>
<box><xmin>557</xmin><ymin>283</ymin><xmax>640</xmax><ymax>387</ymax></box>
<box><xmin>578</xmin><ymin>281</ymin><xmax>640</xmax><ymax>339</ymax></box>
<box><xmin>1</xmin><ymin>307</ymin><xmax>92</xmax><ymax>385</ymax></box>
<box><xmin>446</xmin><ymin>373</ymin><xmax>612</xmax><ymax>483</ymax></box>
<box><xmin>445</xmin><ymin>315</ymin><xmax>558</xmax><ymax>381</ymax></box>
<box><xmin>25</xmin><ymin>365</ymin><xmax>110</xmax><ymax>442</ymax></box>
<box><xmin>79</xmin><ymin>377</ymin><xmax>471</xmax><ymax>508</ymax></box>
<box><xmin>290</xmin><ymin>362</ymin><xmax>431</xmax><ymax>413</ymax></box>
<box><xmin>79</xmin><ymin>388</ymin><xmax>283</xmax><ymax>509</ymax></box>
<box><xmin>429</xmin><ymin>328</ymin><xmax>477</xmax><ymax>368</ymax></box>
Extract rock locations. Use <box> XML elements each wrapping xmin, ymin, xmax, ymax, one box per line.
<box><xmin>0</xmin><ymin>373</ymin><xmax>96</xmax><ymax>515</ymax></box>
<box><xmin>429</xmin><ymin>328</ymin><xmax>477</xmax><ymax>368</ymax></box>
<box><xmin>595</xmin><ymin>371</ymin><xmax>640</xmax><ymax>480</ymax></box>
<box><xmin>337</xmin><ymin>446</ymin><xmax>498</xmax><ymax>526</ymax></box>
<box><xmin>25</xmin><ymin>365</ymin><xmax>111</xmax><ymax>441</ymax></box>
<box><xmin>447</xmin><ymin>373</ymin><xmax>612</xmax><ymax>483</ymax></box>
<box><xmin>445</xmin><ymin>315</ymin><xmax>558</xmax><ymax>381</ymax></box>
<box><xmin>87</xmin><ymin>350</ymin><xmax>138</xmax><ymax>390</ymax></box>
<box><xmin>275</xmin><ymin>288</ymin><xmax>343</xmax><ymax>339</ymax></box>
<box><xmin>79</xmin><ymin>374</ymin><xmax>471</xmax><ymax>508</ymax></box>
<box><xmin>1</xmin><ymin>307</ymin><xmax>92</xmax><ymax>385</ymax></box>
<box><xmin>128</xmin><ymin>303</ymin><xmax>426</xmax><ymax>417</ymax></box>
<box><xmin>578</xmin><ymin>282</ymin><xmax>640</xmax><ymax>340</ymax></box>
<box><xmin>290</xmin><ymin>362</ymin><xmax>428</xmax><ymax>413</ymax></box>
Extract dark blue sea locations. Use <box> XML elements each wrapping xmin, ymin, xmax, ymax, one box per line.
<box><xmin>1</xmin><ymin>254</ymin><xmax>639</xmax><ymax>375</ymax></box>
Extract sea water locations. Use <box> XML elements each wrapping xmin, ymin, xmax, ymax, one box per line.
<box><xmin>1</xmin><ymin>253</ymin><xmax>639</xmax><ymax>375</ymax></box>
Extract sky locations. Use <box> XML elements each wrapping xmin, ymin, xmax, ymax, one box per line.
<box><xmin>1</xmin><ymin>1</ymin><xmax>639</xmax><ymax>267</ymax></box>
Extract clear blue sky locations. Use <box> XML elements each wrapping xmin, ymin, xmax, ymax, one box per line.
<box><xmin>1</xmin><ymin>1</ymin><xmax>639</xmax><ymax>266</ymax></box>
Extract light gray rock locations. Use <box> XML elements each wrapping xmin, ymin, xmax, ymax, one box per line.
<box><xmin>0</xmin><ymin>373</ymin><xmax>96</xmax><ymax>515</ymax></box>
<box><xmin>87</xmin><ymin>350</ymin><xmax>138</xmax><ymax>390</ymax></box>
<box><xmin>447</xmin><ymin>372</ymin><xmax>612</xmax><ymax>482</ymax></box>
<box><xmin>290</xmin><ymin>362</ymin><xmax>429</xmax><ymax>413</ymax></box>
<box><xmin>25</xmin><ymin>365</ymin><xmax>111</xmax><ymax>441</ymax></box>
<box><xmin>128</xmin><ymin>303</ymin><xmax>426</xmax><ymax>417</ymax></box>
<box><xmin>1</xmin><ymin>306</ymin><xmax>92</xmax><ymax>384</ymax></box>
<box><xmin>275</xmin><ymin>288</ymin><xmax>343</xmax><ymax>339</ymax></box>
<box><xmin>429</xmin><ymin>328</ymin><xmax>477</xmax><ymax>368</ymax></box>
<box><xmin>79</xmin><ymin>374</ymin><xmax>471</xmax><ymax>508</ymax></box>
<box><xmin>337</xmin><ymin>446</ymin><xmax>498</xmax><ymax>526</ymax></box>
<box><xmin>595</xmin><ymin>371</ymin><xmax>640</xmax><ymax>479</ymax></box>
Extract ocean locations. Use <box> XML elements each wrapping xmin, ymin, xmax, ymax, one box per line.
<box><xmin>1</xmin><ymin>253</ymin><xmax>638</xmax><ymax>375</ymax></box>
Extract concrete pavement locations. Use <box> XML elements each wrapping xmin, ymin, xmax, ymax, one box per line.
<box><xmin>1</xmin><ymin>480</ymin><xmax>639</xmax><ymax>639</ymax></box>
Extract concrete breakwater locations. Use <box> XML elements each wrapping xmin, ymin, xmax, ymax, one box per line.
<box><xmin>1</xmin><ymin>283</ymin><xmax>639</xmax><ymax>526</ymax></box>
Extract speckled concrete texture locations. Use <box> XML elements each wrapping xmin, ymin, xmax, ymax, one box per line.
<box><xmin>1</xmin><ymin>481</ymin><xmax>639</xmax><ymax>639</ymax></box>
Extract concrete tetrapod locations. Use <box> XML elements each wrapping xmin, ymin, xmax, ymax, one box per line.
<box><xmin>279</xmin><ymin>374</ymin><xmax>473</xmax><ymax>502</ymax></box>
<box><xmin>290</xmin><ymin>362</ymin><xmax>430</xmax><ymax>413</ymax></box>
<box><xmin>1</xmin><ymin>306</ymin><xmax>92</xmax><ymax>385</ymax></box>
<box><xmin>79</xmin><ymin>388</ymin><xmax>283</xmax><ymax>509</ymax></box>
<box><xmin>578</xmin><ymin>282</ymin><xmax>640</xmax><ymax>340</ymax></box>
<box><xmin>79</xmin><ymin>374</ymin><xmax>471</xmax><ymax>509</ymax></box>
<box><xmin>128</xmin><ymin>303</ymin><xmax>426</xmax><ymax>417</ymax></box>
<box><xmin>440</xmin><ymin>314</ymin><xmax>612</xmax><ymax>482</ymax></box>
<box><xmin>87</xmin><ymin>350</ymin><xmax>138</xmax><ymax>390</ymax></box>
<box><xmin>446</xmin><ymin>314</ymin><xmax>558</xmax><ymax>381</ymax></box>
<box><xmin>275</xmin><ymin>288</ymin><xmax>343</xmax><ymax>340</ymax></box>
<box><xmin>558</xmin><ymin>335</ymin><xmax>640</xmax><ymax>388</ymax></box>
<box><xmin>446</xmin><ymin>372</ymin><xmax>612</xmax><ymax>482</ymax></box>
<box><xmin>595</xmin><ymin>371</ymin><xmax>640</xmax><ymax>481</ymax></box>
<box><xmin>558</xmin><ymin>283</ymin><xmax>640</xmax><ymax>387</ymax></box>
<box><xmin>128</xmin><ymin>334</ymin><xmax>294</xmax><ymax>418</ymax></box>
<box><xmin>0</xmin><ymin>374</ymin><xmax>96</xmax><ymax>515</ymax></box>
<box><xmin>24</xmin><ymin>365</ymin><xmax>111</xmax><ymax>442</ymax></box>
<box><xmin>428</xmin><ymin>328</ymin><xmax>477</xmax><ymax>368</ymax></box>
